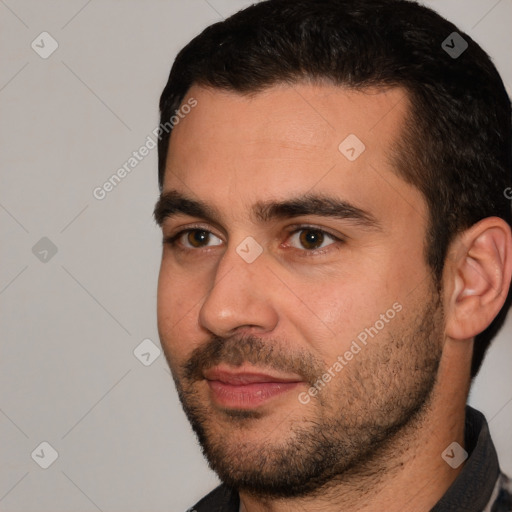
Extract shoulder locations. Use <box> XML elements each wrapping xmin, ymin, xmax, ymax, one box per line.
<box><xmin>188</xmin><ymin>484</ymin><xmax>239</xmax><ymax>512</ymax></box>
<box><xmin>489</xmin><ymin>472</ymin><xmax>512</xmax><ymax>511</ymax></box>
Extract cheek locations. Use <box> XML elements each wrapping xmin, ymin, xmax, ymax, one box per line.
<box><xmin>157</xmin><ymin>256</ymin><xmax>209</xmax><ymax>324</ymax></box>
<box><xmin>285</xmin><ymin>266</ymin><xmax>404</xmax><ymax>361</ymax></box>
<box><xmin>157</xmin><ymin>261</ymin><xmax>206</xmax><ymax>364</ymax></box>
<box><xmin>277</xmin><ymin>275</ymin><xmax>353</xmax><ymax>360</ymax></box>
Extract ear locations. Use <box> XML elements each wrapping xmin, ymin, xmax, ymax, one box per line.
<box><xmin>444</xmin><ymin>217</ymin><xmax>512</xmax><ymax>340</ymax></box>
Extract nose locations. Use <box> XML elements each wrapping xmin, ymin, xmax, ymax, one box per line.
<box><xmin>198</xmin><ymin>241</ymin><xmax>279</xmax><ymax>338</ymax></box>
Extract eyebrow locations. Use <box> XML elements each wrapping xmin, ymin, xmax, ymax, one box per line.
<box><xmin>153</xmin><ymin>189</ymin><xmax>381</xmax><ymax>231</ymax></box>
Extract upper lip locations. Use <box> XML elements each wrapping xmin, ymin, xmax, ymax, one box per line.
<box><xmin>203</xmin><ymin>366</ymin><xmax>303</xmax><ymax>385</ymax></box>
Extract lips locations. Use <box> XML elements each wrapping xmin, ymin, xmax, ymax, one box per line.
<box><xmin>203</xmin><ymin>366</ymin><xmax>303</xmax><ymax>409</ymax></box>
<box><xmin>204</xmin><ymin>367</ymin><xmax>301</xmax><ymax>384</ymax></box>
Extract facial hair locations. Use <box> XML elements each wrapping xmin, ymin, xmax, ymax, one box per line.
<box><xmin>165</xmin><ymin>291</ymin><xmax>444</xmax><ymax>499</ymax></box>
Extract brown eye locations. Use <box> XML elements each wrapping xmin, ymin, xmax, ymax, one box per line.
<box><xmin>299</xmin><ymin>229</ymin><xmax>325</xmax><ymax>250</ymax></box>
<box><xmin>167</xmin><ymin>229</ymin><xmax>222</xmax><ymax>249</ymax></box>
<box><xmin>287</xmin><ymin>228</ymin><xmax>336</xmax><ymax>251</ymax></box>
<box><xmin>186</xmin><ymin>230</ymin><xmax>211</xmax><ymax>248</ymax></box>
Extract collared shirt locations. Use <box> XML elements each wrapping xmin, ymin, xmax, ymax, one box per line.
<box><xmin>190</xmin><ymin>406</ymin><xmax>512</xmax><ymax>511</ymax></box>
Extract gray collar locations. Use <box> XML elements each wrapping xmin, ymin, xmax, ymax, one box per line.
<box><xmin>430</xmin><ymin>406</ymin><xmax>499</xmax><ymax>511</ymax></box>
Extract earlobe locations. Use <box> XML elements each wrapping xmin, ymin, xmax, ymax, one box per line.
<box><xmin>444</xmin><ymin>217</ymin><xmax>512</xmax><ymax>341</ymax></box>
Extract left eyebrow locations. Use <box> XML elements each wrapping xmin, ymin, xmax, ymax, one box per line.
<box><xmin>154</xmin><ymin>189</ymin><xmax>381</xmax><ymax>231</ymax></box>
<box><xmin>252</xmin><ymin>193</ymin><xmax>381</xmax><ymax>230</ymax></box>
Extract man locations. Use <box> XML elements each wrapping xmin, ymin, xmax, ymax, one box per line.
<box><xmin>153</xmin><ymin>0</ymin><xmax>512</xmax><ymax>510</ymax></box>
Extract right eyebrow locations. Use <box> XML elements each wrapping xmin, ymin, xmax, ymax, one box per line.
<box><xmin>154</xmin><ymin>190</ymin><xmax>220</xmax><ymax>226</ymax></box>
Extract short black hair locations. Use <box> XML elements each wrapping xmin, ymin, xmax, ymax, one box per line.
<box><xmin>157</xmin><ymin>0</ymin><xmax>512</xmax><ymax>378</ymax></box>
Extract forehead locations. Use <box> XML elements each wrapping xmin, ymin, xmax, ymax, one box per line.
<box><xmin>168</xmin><ymin>82</ymin><xmax>409</xmax><ymax>157</ymax></box>
<box><xmin>162</xmin><ymin>82</ymin><xmax>424</xmax><ymax>229</ymax></box>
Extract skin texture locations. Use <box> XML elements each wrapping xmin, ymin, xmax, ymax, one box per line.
<box><xmin>155</xmin><ymin>82</ymin><xmax>512</xmax><ymax>511</ymax></box>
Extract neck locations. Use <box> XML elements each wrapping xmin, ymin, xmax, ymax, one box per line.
<box><xmin>239</xmin><ymin>345</ymin><xmax>470</xmax><ymax>512</ymax></box>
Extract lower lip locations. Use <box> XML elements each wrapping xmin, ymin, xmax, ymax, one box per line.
<box><xmin>207</xmin><ymin>380</ymin><xmax>300</xmax><ymax>409</ymax></box>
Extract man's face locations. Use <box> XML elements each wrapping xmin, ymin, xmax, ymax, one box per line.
<box><xmin>156</xmin><ymin>83</ymin><xmax>444</xmax><ymax>496</ymax></box>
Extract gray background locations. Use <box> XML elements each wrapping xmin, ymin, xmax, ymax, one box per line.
<box><xmin>0</xmin><ymin>1</ymin><xmax>511</xmax><ymax>511</ymax></box>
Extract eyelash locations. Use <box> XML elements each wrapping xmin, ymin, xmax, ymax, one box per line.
<box><xmin>163</xmin><ymin>224</ymin><xmax>344</xmax><ymax>257</ymax></box>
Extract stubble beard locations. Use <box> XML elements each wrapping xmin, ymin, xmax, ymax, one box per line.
<box><xmin>166</xmin><ymin>290</ymin><xmax>444</xmax><ymax>499</ymax></box>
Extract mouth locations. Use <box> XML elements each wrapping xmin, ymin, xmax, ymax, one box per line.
<box><xmin>203</xmin><ymin>366</ymin><xmax>304</xmax><ymax>409</ymax></box>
